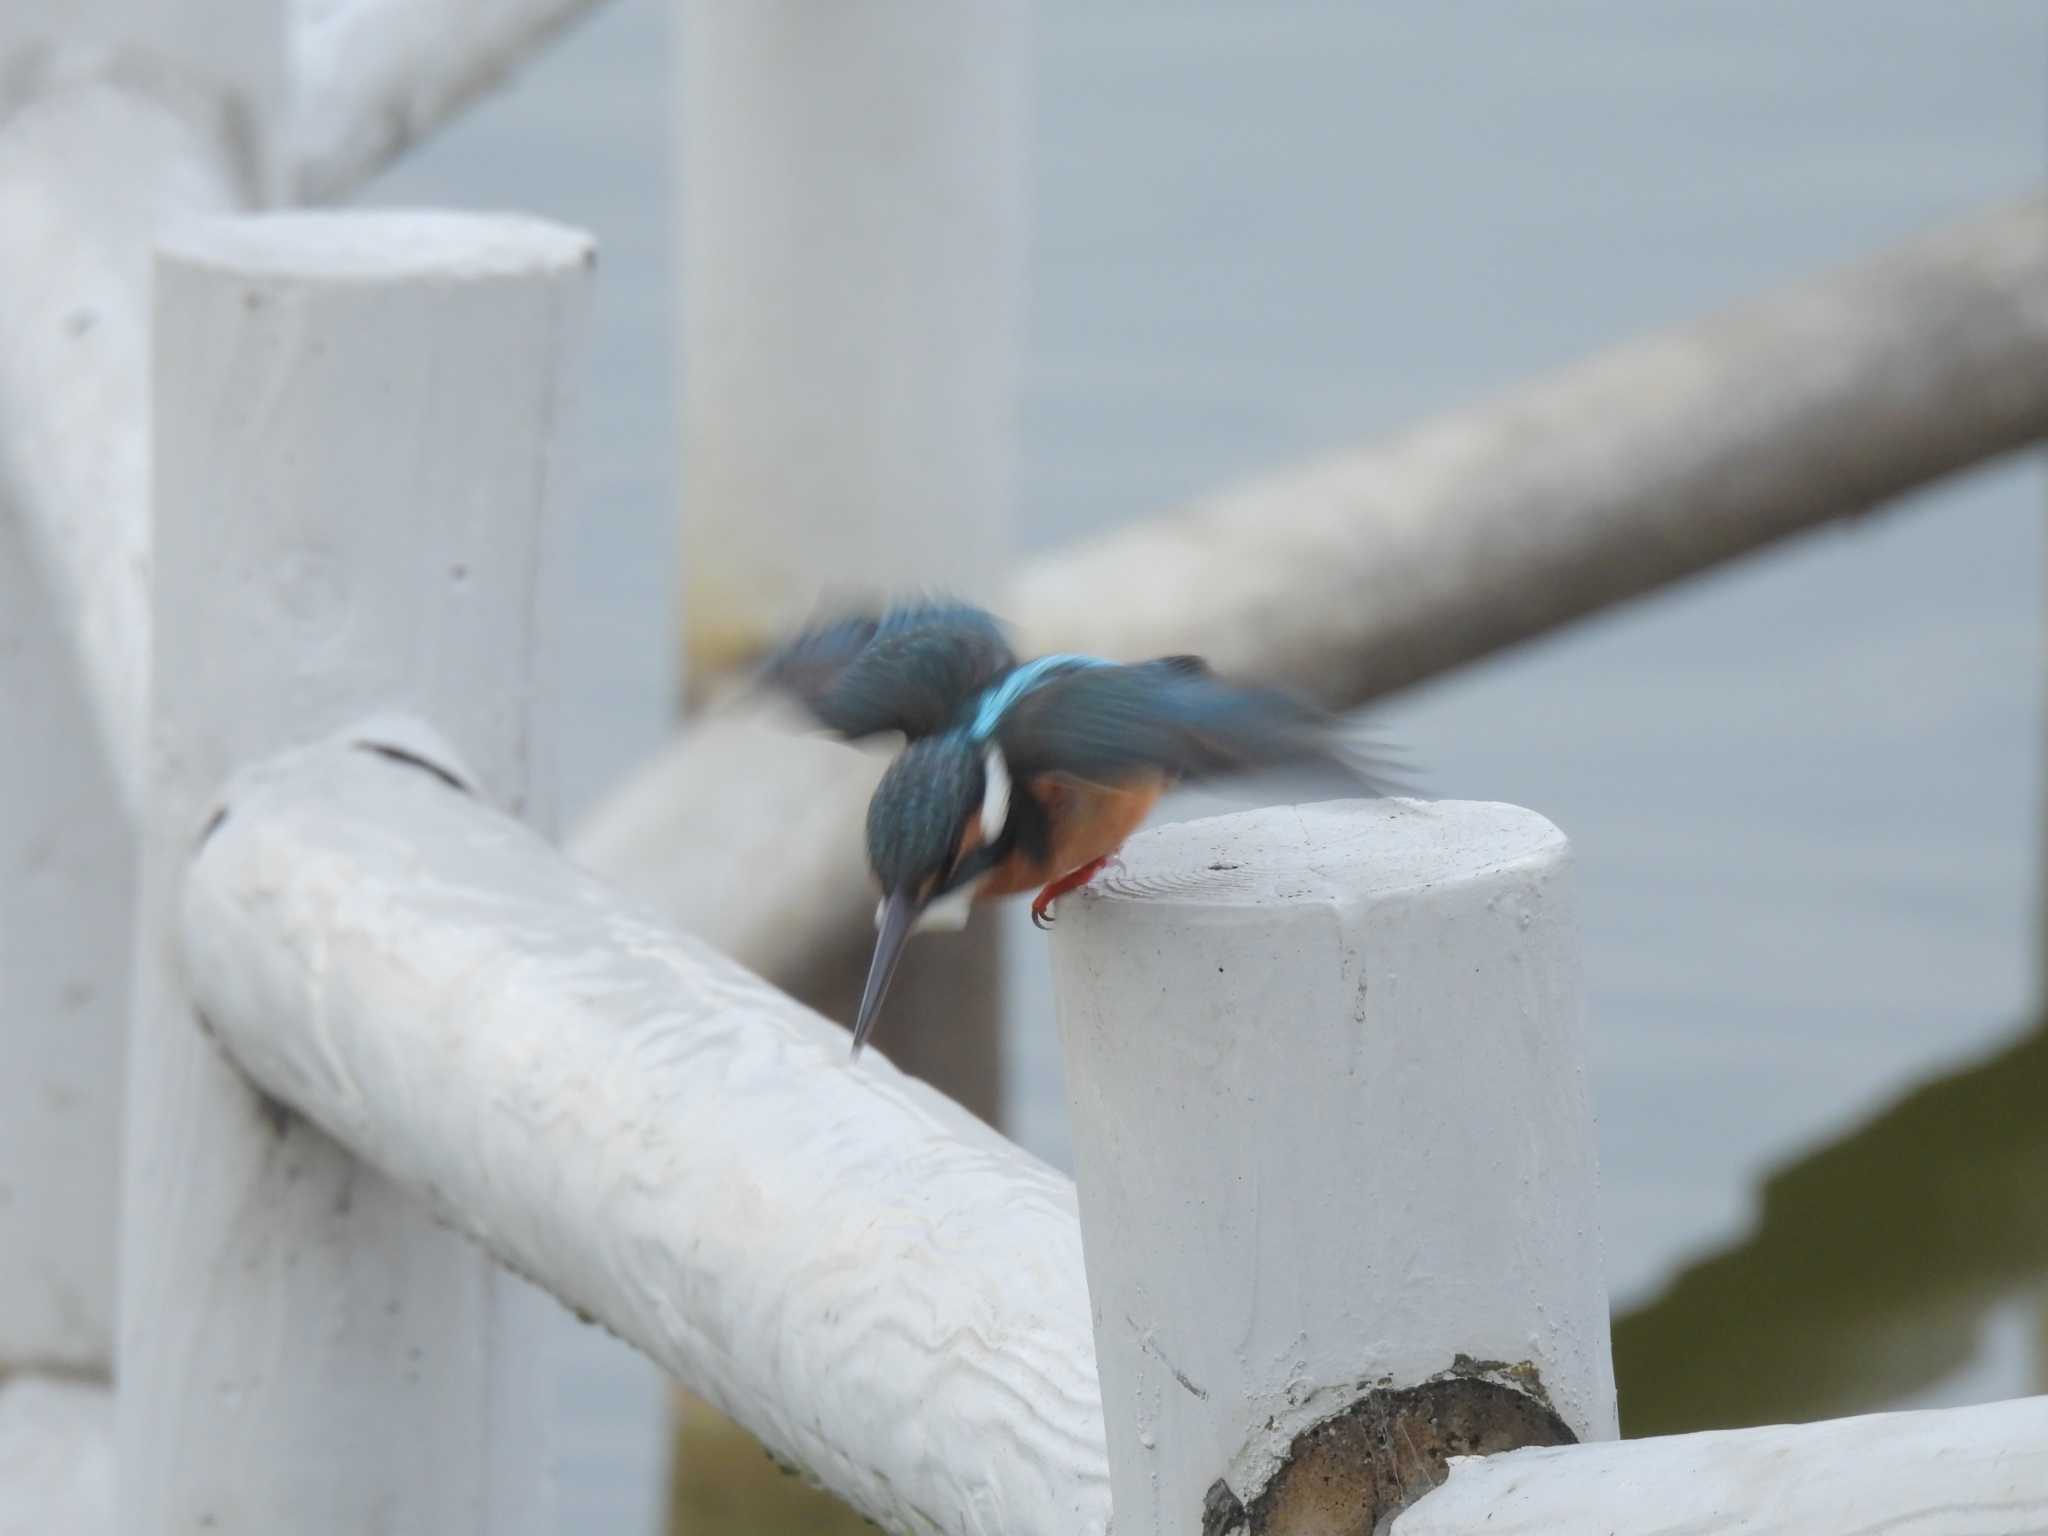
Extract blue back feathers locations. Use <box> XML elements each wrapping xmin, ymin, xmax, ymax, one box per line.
<box><xmin>966</xmin><ymin>654</ymin><xmax>1111</xmax><ymax>740</ymax></box>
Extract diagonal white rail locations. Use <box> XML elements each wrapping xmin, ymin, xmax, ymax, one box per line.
<box><xmin>288</xmin><ymin>0</ymin><xmax>616</xmax><ymax>201</ymax></box>
<box><xmin>182</xmin><ymin>739</ymin><xmax>1113</xmax><ymax>1536</ymax></box>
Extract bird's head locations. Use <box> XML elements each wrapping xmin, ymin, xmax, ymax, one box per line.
<box><xmin>852</xmin><ymin>733</ymin><xmax>1012</xmax><ymax>1056</ymax></box>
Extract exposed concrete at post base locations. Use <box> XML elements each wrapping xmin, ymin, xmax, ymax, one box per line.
<box><xmin>1202</xmin><ymin>1360</ymin><xmax>1577</xmax><ymax>1536</ymax></box>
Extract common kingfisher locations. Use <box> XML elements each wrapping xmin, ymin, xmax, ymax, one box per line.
<box><xmin>759</xmin><ymin>599</ymin><xmax>1394</xmax><ymax>1057</ymax></box>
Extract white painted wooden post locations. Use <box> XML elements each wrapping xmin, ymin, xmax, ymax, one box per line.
<box><xmin>675</xmin><ymin>0</ymin><xmax>1029</xmax><ymax>1103</ymax></box>
<box><xmin>1050</xmin><ymin>800</ymin><xmax>1615</xmax><ymax>1533</ymax></box>
<box><xmin>677</xmin><ymin>0</ymin><xmax>1028</xmax><ymax>672</ymax></box>
<box><xmin>666</xmin><ymin>17</ymin><xmax>1029</xmax><ymax>1490</ymax></box>
<box><xmin>119</xmin><ymin>210</ymin><xmax>592</xmax><ymax>1532</ymax></box>
<box><xmin>0</xmin><ymin>0</ymin><xmax>278</xmax><ymax>1379</ymax></box>
<box><xmin>0</xmin><ymin>510</ymin><xmax>130</xmax><ymax>1373</ymax></box>
<box><xmin>0</xmin><ymin>1</ymin><xmax>282</xmax><ymax>811</ymax></box>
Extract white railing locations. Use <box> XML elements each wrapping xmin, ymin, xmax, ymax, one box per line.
<box><xmin>3</xmin><ymin>3</ymin><xmax>2048</xmax><ymax>1534</ymax></box>
<box><xmin>182</xmin><ymin>734</ymin><xmax>1108</xmax><ymax>1534</ymax></box>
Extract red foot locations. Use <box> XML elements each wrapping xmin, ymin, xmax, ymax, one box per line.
<box><xmin>1031</xmin><ymin>856</ymin><xmax>1111</xmax><ymax>930</ymax></box>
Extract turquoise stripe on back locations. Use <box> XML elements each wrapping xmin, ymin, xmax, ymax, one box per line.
<box><xmin>968</xmin><ymin>654</ymin><xmax>1111</xmax><ymax>739</ymax></box>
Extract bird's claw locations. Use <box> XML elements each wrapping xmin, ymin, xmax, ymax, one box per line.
<box><xmin>1030</xmin><ymin>898</ymin><xmax>1056</xmax><ymax>930</ymax></box>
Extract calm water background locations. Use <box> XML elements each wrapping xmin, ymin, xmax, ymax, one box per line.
<box><xmin>369</xmin><ymin>4</ymin><xmax>2047</xmax><ymax>1528</ymax></box>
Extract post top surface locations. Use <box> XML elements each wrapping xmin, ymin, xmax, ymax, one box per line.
<box><xmin>157</xmin><ymin>209</ymin><xmax>595</xmax><ymax>282</ymax></box>
<box><xmin>1080</xmin><ymin>797</ymin><xmax>1565</xmax><ymax>911</ymax></box>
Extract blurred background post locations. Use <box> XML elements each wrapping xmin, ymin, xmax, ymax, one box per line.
<box><xmin>663</xmin><ymin>1</ymin><xmax>1027</xmax><ymax>1523</ymax></box>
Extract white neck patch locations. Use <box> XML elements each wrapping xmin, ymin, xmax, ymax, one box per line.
<box><xmin>979</xmin><ymin>743</ymin><xmax>1011</xmax><ymax>843</ymax></box>
<box><xmin>915</xmin><ymin>883</ymin><xmax>974</xmax><ymax>933</ymax></box>
<box><xmin>875</xmin><ymin>886</ymin><xmax>976</xmax><ymax>934</ymax></box>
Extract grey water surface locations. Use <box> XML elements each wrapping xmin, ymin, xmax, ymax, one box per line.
<box><xmin>366</xmin><ymin>3</ymin><xmax>2047</xmax><ymax>1527</ymax></box>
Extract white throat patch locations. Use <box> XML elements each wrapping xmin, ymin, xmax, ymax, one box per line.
<box><xmin>979</xmin><ymin>743</ymin><xmax>1011</xmax><ymax>843</ymax></box>
<box><xmin>876</xmin><ymin>886</ymin><xmax>975</xmax><ymax>935</ymax></box>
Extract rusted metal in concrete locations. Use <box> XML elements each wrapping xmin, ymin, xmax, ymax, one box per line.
<box><xmin>1203</xmin><ymin>1362</ymin><xmax>1576</xmax><ymax>1536</ymax></box>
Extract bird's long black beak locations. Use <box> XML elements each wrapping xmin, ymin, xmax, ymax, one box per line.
<box><xmin>852</xmin><ymin>888</ymin><xmax>918</xmax><ymax>1059</ymax></box>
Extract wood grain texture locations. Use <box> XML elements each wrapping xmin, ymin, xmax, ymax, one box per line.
<box><xmin>183</xmin><ymin>741</ymin><xmax>1112</xmax><ymax>1536</ymax></box>
<box><xmin>182</xmin><ymin>742</ymin><xmax>2048</xmax><ymax>1536</ymax></box>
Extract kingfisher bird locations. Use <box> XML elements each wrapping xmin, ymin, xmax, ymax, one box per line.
<box><xmin>759</xmin><ymin>599</ymin><xmax>1394</xmax><ymax>1058</ymax></box>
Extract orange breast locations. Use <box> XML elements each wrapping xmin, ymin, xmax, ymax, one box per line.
<box><xmin>977</xmin><ymin>773</ymin><xmax>1167</xmax><ymax>898</ymax></box>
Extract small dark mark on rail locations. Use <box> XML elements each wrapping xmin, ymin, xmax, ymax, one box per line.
<box><xmin>1127</xmin><ymin>1311</ymin><xmax>1211</xmax><ymax>1400</ymax></box>
<box><xmin>196</xmin><ymin>805</ymin><xmax>229</xmax><ymax>849</ymax></box>
<box><xmin>254</xmin><ymin>1089</ymin><xmax>294</xmax><ymax>1139</ymax></box>
<box><xmin>354</xmin><ymin>740</ymin><xmax>472</xmax><ymax>795</ymax></box>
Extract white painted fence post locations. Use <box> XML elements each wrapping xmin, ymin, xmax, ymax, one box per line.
<box><xmin>675</xmin><ymin>0</ymin><xmax>1032</xmax><ymax>1108</ymax></box>
<box><xmin>0</xmin><ymin>0</ymin><xmax>279</xmax><ymax>1381</ymax></box>
<box><xmin>119</xmin><ymin>210</ymin><xmax>592</xmax><ymax>1532</ymax></box>
<box><xmin>664</xmin><ymin>9</ymin><xmax>1030</xmax><ymax>1496</ymax></box>
<box><xmin>0</xmin><ymin>507</ymin><xmax>130</xmax><ymax>1374</ymax></box>
<box><xmin>1050</xmin><ymin>800</ymin><xmax>1616</xmax><ymax>1533</ymax></box>
<box><xmin>676</xmin><ymin>0</ymin><xmax>1028</xmax><ymax>677</ymax></box>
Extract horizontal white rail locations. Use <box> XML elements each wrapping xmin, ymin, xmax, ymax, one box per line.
<box><xmin>181</xmin><ymin>738</ymin><xmax>1110</xmax><ymax>1536</ymax></box>
<box><xmin>1394</xmin><ymin>1393</ymin><xmax>2048</xmax><ymax>1535</ymax></box>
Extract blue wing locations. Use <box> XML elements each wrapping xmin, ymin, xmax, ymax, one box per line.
<box><xmin>757</xmin><ymin>599</ymin><xmax>1018</xmax><ymax>741</ymax></box>
<box><xmin>991</xmin><ymin>656</ymin><xmax>1403</xmax><ymax>793</ymax></box>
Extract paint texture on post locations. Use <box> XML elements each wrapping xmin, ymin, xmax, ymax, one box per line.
<box><xmin>121</xmin><ymin>210</ymin><xmax>590</xmax><ymax>1533</ymax></box>
<box><xmin>1050</xmin><ymin>799</ymin><xmax>1615</xmax><ymax>1535</ymax></box>
<box><xmin>181</xmin><ymin>741</ymin><xmax>1112</xmax><ymax>1536</ymax></box>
